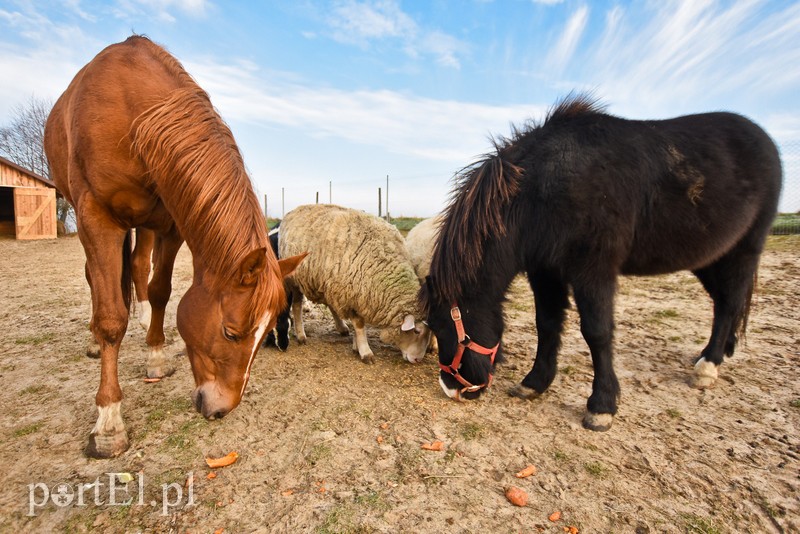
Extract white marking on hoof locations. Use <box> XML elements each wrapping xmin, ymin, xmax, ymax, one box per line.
<box><xmin>439</xmin><ymin>376</ymin><xmax>463</xmax><ymax>402</ymax></box>
<box><xmin>136</xmin><ymin>300</ymin><xmax>152</xmax><ymax>331</ymax></box>
<box><xmin>583</xmin><ymin>412</ymin><xmax>614</xmax><ymax>431</ymax></box>
<box><xmin>87</xmin><ymin>405</ymin><xmax>129</xmax><ymax>458</ymax></box>
<box><xmin>146</xmin><ymin>347</ymin><xmax>172</xmax><ymax>378</ymax></box>
<box><xmin>693</xmin><ymin>357</ymin><xmax>719</xmax><ymax>389</ymax></box>
<box><xmin>92</xmin><ymin>402</ymin><xmax>125</xmax><ymax>435</ymax></box>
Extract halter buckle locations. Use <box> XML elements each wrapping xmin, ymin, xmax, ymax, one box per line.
<box><xmin>450</xmin><ymin>307</ymin><xmax>462</xmax><ymax>321</ymax></box>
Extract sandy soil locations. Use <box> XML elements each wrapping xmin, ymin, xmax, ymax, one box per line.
<box><xmin>0</xmin><ymin>235</ymin><xmax>798</xmax><ymax>533</ymax></box>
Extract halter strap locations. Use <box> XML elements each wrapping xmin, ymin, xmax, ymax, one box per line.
<box><xmin>439</xmin><ymin>304</ymin><xmax>500</xmax><ymax>399</ymax></box>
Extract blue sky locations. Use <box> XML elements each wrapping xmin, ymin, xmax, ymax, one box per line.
<box><xmin>1</xmin><ymin>0</ymin><xmax>799</xmax><ymax>216</ymax></box>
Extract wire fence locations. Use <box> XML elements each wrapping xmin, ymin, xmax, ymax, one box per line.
<box><xmin>774</xmin><ymin>140</ymin><xmax>800</xmax><ymax>235</ymax></box>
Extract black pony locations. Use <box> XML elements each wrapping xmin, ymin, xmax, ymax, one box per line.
<box><xmin>419</xmin><ymin>95</ymin><xmax>782</xmax><ymax>431</ymax></box>
<box><xmin>263</xmin><ymin>224</ymin><xmax>292</xmax><ymax>351</ymax></box>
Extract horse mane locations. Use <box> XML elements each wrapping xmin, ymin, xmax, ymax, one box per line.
<box><xmin>422</xmin><ymin>93</ymin><xmax>605</xmax><ymax>311</ymax></box>
<box><xmin>130</xmin><ymin>58</ymin><xmax>279</xmax><ymax>323</ymax></box>
<box><xmin>424</xmin><ymin>143</ymin><xmax>523</xmax><ymax>309</ymax></box>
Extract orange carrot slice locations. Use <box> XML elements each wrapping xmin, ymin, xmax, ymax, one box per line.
<box><xmin>205</xmin><ymin>451</ymin><xmax>239</xmax><ymax>468</ymax></box>
<box><xmin>505</xmin><ymin>486</ymin><xmax>528</xmax><ymax>506</ymax></box>
<box><xmin>421</xmin><ymin>440</ymin><xmax>445</xmax><ymax>451</ymax></box>
<box><xmin>515</xmin><ymin>464</ymin><xmax>537</xmax><ymax>478</ymax></box>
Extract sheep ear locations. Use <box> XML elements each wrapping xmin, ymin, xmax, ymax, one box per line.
<box><xmin>401</xmin><ymin>314</ymin><xmax>416</xmax><ymax>332</ymax></box>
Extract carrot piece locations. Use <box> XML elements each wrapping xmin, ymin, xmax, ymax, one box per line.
<box><xmin>205</xmin><ymin>451</ymin><xmax>239</xmax><ymax>468</ymax></box>
<box><xmin>505</xmin><ymin>486</ymin><xmax>528</xmax><ymax>506</ymax></box>
<box><xmin>421</xmin><ymin>440</ymin><xmax>445</xmax><ymax>451</ymax></box>
<box><xmin>549</xmin><ymin>510</ymin><xmax>562</xmax><ymax>522</ymax></box>
<box><xmin>515</xmin><ymin>464</ymin><xmax>537</xmax><ymax>478</ymax></box>
<box><xmin>143</xmin><ymin>377</ymin><xmax>162</xmax><ymax>383</ymax></box>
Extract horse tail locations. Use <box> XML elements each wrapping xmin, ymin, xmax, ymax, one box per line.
<box><xmin>122</xmin><ymin>230</ymin><xmax>133</xmax><ymax>313</ymax></box>
<box><xmin>738</xmin><ymin>269</ymin><xmax>757</xmax><ymax>343</ymax></box>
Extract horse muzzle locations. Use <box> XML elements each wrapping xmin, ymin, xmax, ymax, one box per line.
<box><xmin>192</xmin><ymin>382</ymin><xmax>236</xmax><ymax>420</ymax></box>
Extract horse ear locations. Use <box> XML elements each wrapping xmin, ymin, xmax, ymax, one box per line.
<box><xmin>278</xmin><ymin>252</ymin><xmax>308</xmax><ymax>279</ymax></box>
<box><xmin>239</xmin><ymin>247</ymin><xmax>267</xmax><ymax>286</ymax></box>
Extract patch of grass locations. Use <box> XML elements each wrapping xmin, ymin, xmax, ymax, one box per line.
<box><xmin>389</xmin><ymin>217</ymin><xmax>424</xmax><ymax>233</ymax></box>
<box><xmin>682</xmin><ymin>513</ymin><xmax>722</xmax><ymax>534</ymax></box>
<box><xmin>20</xmin><ymin>385</ymin><xmax>46</xmax><ymax>395</ymax></box>
<box><xmin>584</xmin><ymin>461</ymin><xmax>608</xmax><ymax>478</ymax></box>
<box><xmin>666</xmin><ymin>408</ymin><xmax>682</xmax><ymax>419</ymax></box>
<box><xmin>552</xmin><ymin>449</ymin><xmax>569</xmax><ymax>462</ymax></box>
<box><xmin>316</xmin><ymin>503</ymin><xmax>372</xmax><ymax>534</ymax></box>
<box><xmin>14</xmin><ymin>422</ymin><xmax>43</xmax><ymax>437</ymax></box>
<box><xmin>307</xmin><ymin>443</ymin><xmax>332</xmax><ymax>466</ymax></box>
<box><xmin>668</xmin><ymin>335</ymin><xmax>683</xmax><ymax>343</ymax></box>
<box><xmin>14</xmin><ymin>332</ymin><xmax>55</xmax><ymax>345</ymax></box>
<box><xmin>354</xmin><ymin>489</ymin><xmax>389</xmax><ymax>513</ymax></box>
<box><xmin>460</xmin><ymin>422</ymin><xmax>483</xmax><ymax>440</ymax></box>
<box><xmin>560</xmin><ymin>365</ymin><xmax>577</xmax><ymax>376</ymax></box>
<box><xmin>653</xmin><ymin>309</ymin><xmax>679</xmax><ymax>319</ymax></box>
<box><xmin>790</xmin><ymin>399</ymin><xmax>800</xmax><ymax>409</ymax></box>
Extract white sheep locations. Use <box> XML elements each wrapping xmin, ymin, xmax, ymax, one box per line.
<box><xmin>404</xmin><ymin>214</ymin><xmax>443</xmax><ymax>355</ymax></box>
<box><xmin>404</xmin><ymin>214</ymin><xmax>443</xmax><ymax>281</ymax></box>
<box><xmin>279</xmin><ymin>204</ymin><xmax>431</xmax><ymax>363</ymax></box>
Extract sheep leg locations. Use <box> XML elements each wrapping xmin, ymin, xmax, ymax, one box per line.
<box><xmin>351</xmin><ymin>317</ymin><xmax>375</xmax><ymax>364</ymax></box>
<box><xmin>328</xmin><ymin>307</ymin><xmax>350</xmax><ymax>336</ymax></box>
<box><xmin>291</xmin><ymin>287</ymin><xmax>306</xmax><ymax>343</ymax></box>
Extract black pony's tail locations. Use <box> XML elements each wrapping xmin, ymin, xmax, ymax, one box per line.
<box><xmin>122</xmin><ymin>230</ymin><xmax>133</xmax><ymax>313</ymax></box>
<box><xmin>738</xmin><ymin>270</ymin><xmax>757</xmax><ymax>343</ymax></box>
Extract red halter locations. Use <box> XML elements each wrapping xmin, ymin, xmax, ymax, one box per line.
<box><xmin>439</xmin><ymin>304</ymin><xmax>500</xmax><ymax>399</ymax></box>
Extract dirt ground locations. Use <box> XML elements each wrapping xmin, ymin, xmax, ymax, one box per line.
<box><xmin>0</xmin><ymin>234</ymin><xmax>798</xmax><ymax>533</ymax></box>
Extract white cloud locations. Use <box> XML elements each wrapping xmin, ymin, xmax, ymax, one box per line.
<box><xmin>187</xmin><ymin>59</ymin><xmax>543</xmax><ymax>164</ymax></box>
<box><xmin>326</xmin><ymin>0</ymin><xmax>465</xmax><ymax>69</ymax></box>
<box><xmin>329</xmin><ymin>0</ymin><xmax>416</xmax><ymax>43</ymax></box>
<box><xmin>545</xmin><ymin>5</ymin><xmax>589</xmax><ymax>73</ymax></box>
<box><xmin>114</xmin><ymin>0</ymin><xmax>212</xmax><ymax>22</ymax></box>
<box><xmin>585</xmin><ymin>1</ymin><xmax>800</xmax><ymax>118</ymax></box>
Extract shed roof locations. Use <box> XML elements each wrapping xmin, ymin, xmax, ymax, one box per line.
<box><xmin>0</xmin><ymin>155</ymin><xmax>56</xmax><ymax>189</ymax></box>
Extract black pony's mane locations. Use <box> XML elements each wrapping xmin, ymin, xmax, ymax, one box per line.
<box><xmin>421</xmin><ymin>94</ymin><xmax>605</xmax><ymax>311</ymax></box>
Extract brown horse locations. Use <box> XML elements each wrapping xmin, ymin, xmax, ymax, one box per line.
<box><xmin>45</xmin><ymin>36</ymin><xmax>305</xmax><ymax>458</ymax></box>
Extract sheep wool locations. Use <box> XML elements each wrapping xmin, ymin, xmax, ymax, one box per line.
<box><xmin>280</xmin><ymin>204</ymin><xmax>422</xmax><ymax>330</ymax></box>
<box><xmin>404</xmin><ymin>214</ymin><xmax>443</xmax><ymax>281</ymax></box>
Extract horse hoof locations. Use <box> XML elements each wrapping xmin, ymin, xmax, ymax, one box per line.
<box><xmin>508</xmin><ymin>383</ymin><xmax>541</xmax><ymax>400</ymax></box>
<box><xmin>85</xmin><ymin>430</ymin><xmax>129</xmax><ymax>458</ymax></box>
<box><xmin>692</xmin><ymin>358</ymin><xmax>718</xmax><ymax>389</ymax></box>
<box><xmin>582</xmin><ymin>412</ymin><xmax>613</xmax><ymax>432</ymax></box>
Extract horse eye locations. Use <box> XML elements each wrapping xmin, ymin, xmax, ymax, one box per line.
<box><xmin>222</xmin><ymin>327</ymin><xmax>239</xmax><ymax>342</ymax></box>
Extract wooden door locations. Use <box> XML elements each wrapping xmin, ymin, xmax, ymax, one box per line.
<box><xmin>13</xmin><ymin>187</ymin><xmax>56</xmax><ymax>239</ymax></box>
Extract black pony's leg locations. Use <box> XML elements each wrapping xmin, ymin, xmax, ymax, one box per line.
<box><xmin>276</xmin><ymin>289</ymin><xmax>292</xmax><ymax>351</ymax></box>
<box><xmin>572</xmin><ymin>279</ymin><xmax>619</xmax><ymax>432</ymax></box>
<box><xmin>509</xmin><ymin>271</ymin><xmax>569</xmax><ymax>399</ymax></box>
<box><xmin>691</xmin><ymin>249</ymin><xmax>761</xmax><ymax>389</ymax></box>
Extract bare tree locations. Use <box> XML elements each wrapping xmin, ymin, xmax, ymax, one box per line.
<box><xmin>0</xmin><ymin>95</ymin><xmax>74</xmax><ymax>228</ymax></box>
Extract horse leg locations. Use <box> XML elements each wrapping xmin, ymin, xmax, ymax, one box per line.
<box><xmin>132</xmin><ymin>228</ymin><xmax>154</xmax><ymax>331</ymax></box>
<box><xmin>144</xmin><ymin>231</ymin><xmax>183</xmax><ymax>378</ymax></box>
<box><xmin>290</xmin><ymin>286</ymin><xmax>307</xmax><ymax>343</ymax></box>
<box><xmin>509</xmin><ymin>271</ymin><xmax>569</xmax><ymax>399</ymax></box>
<box><xmin>84</xmin><ymin>261</ymin><xmax>101</xmax><ymax>359</ymax></box>
<box><xmin>691</xmin><ymin>248</ymin><xmax>761</xmax><ymax>389</ymax></box>
<box><xmin>78</xmin><ymin>205</ymin><xmax>131</xmax><ymax>458</ymax></box>
<box><xmin>351</xmin><ymin>316</ymin><xmax>375</xmax><ymax>364</ymax></box>
<box><xmin>329</xmin><ymin>307</ymin><xmax>350</xmax><ymax>335</ymax></box>
<box><xmin>573</xmin><ymin>280</ymin><xmax>619</xmax><ymax>432</ymax></box>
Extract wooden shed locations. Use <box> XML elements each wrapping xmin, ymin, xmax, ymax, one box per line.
<box><xmin>0</xmin><ymin>155</ymin><xmax>58</xmax><ymax>240</ymax></box>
